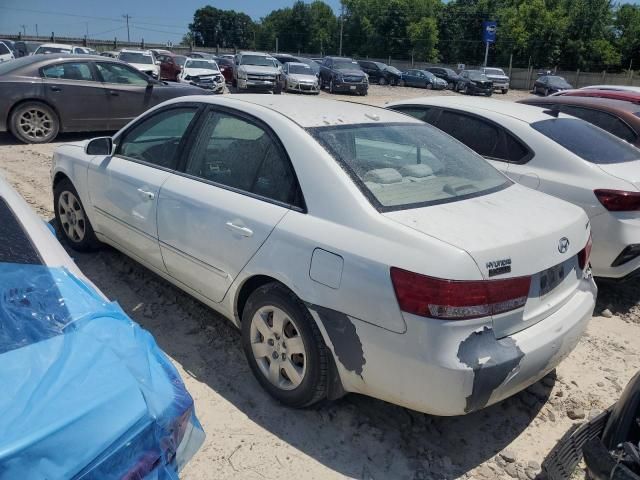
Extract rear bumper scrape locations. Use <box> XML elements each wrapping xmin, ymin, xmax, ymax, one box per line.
<box><xmin>306</xmin><ymin>303</ymin><xmax>366</xmax><ymax>377</ymax></box>
<box><xmin>457</xmin><ymin>326</ymin><xmax>524</xmax><ymax>413</ymax></box>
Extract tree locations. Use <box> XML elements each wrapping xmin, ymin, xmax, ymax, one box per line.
<box><xmin>614</xmin><ymin>4</ymin><xmax>640</xmax><ymax>69</ymax></box>
<box><xmin>189</xmin><ymin>6</ymin><xmax>256</xmax><ymax>49</ymax></box>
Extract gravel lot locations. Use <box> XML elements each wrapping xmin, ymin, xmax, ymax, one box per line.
<box><xmin>1</xmin><ymin>85</ymin><xmax>638</xmax><ymax>480</ymax></box>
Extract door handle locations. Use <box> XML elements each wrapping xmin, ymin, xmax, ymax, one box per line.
<box><xmin>137</xmin><ymin>188</ymin><xmax>155</xmax><ymax>200</ymax></box>
<box><xmin>50</xmin><ymin>86</ymin><xmax>61</xmax><ymax>92</ymax></box>
<box><xmin>109</xmin><ymin>90</ymin><xmax>119</xmax><ymax>96</ymax></box>
<box><xmin>225</xmin><ymin>221</ymin><xmax>253</xmax><ymax>237</ymax></box>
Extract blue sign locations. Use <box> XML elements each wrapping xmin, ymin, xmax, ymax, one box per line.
<box><xmin>482</xmin><ymin>21</ymin><xmax>497</xmax><ymax>43</ymax></box>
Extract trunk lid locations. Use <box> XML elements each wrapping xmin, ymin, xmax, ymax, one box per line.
<box><xmin>384</xmin><ymin>184</ymin><xmax>590</xmax><ymax>337</ymax></box>
<box><xmin>596</xmin><ymin>160</ymin><xmax>640</xmax><ymax>191</ymax></box>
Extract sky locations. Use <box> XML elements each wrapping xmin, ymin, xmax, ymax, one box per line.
<box><xmin>0</xmin><ymin>0</ymin><xmax>342</xmax><ymax>44</ymax></box>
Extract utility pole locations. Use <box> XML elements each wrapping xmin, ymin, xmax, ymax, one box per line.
<box><xmin>85</xmin><ymin>22</ymin><xmax>89</xmax><ymax>37</ymax></box>
<box><xmin>20</xmin><ymin>25</ymin><xmax>27</xmax><ymax>36</ymax></box>
<box><xmin>275</xmin><ymin>37</ymin><xmax>279</xmax><ymax>53</ymax></box>
<box><xmin>35</xmin><ymin>24</ymin><xmax>38</xmax><ymax>37</ymax></box>
<box><xmin>123</xmin><ymin>14</ymin><xmax>131</xmax><ymax>43</ymax></box>
<box><xmin>339</xmin><ymin>3</ymin><xmax>344</xmax><ymax>56</ymax></box>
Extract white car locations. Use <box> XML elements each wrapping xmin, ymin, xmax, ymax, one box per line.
<box><xmin>34</xmin><ymin>43</ymin><xmax>74</xmax><ymax>55</ymax></box>
<box><xmin>117</xmin><ymin>49</ymin><xmax>159</xmax><ymax>79</ymax></box>
<box><xmin>282</xmin><ymin>62</ymin><xmax>320</xmax><ymax>94</ymax></box>
<box><xmin>388</xmin><ymin>96</ymin><xmax>640</xmax><ymax>280</ymax></box>
<box><xmin>179</xmin><ymin>58</ymin><xmax>224</xmax><ymax>93</ymax></box>
<box><xmin>51</xmin><ymin>95</ymin><xmax>596</xmax><ymax>416</ymax></box>
<box><xmin>0</xmin><ymin>41</ymin><xmax>14</xmax><ymax>63</ymax></box>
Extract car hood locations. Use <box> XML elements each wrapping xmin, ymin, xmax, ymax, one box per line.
<box><xmin>288</xmin><ymin>73</ymin><xmax>317</xmax><ymax>82</ymax></box>
<box><xmin>335</xmin><ymin>68</ymin><xmax>365</xmax><ymax>77</ymax></box>
<box><xmin>383</xmin><ymin>183</ymin><xmax>589</xmax><ymax>279</ymax></box>
<box><xmin>596</xmin><ymin>160</ymin><xmax>640</xmax><ymax>191</ymax></box>
<box><xmin>239</xmin><ymin>65</ymin><xmax>279</xmax><ymax>75</ymax></box>
<box><xmin>183</xmin><ymin>67</ymin><xmax>220</xmax><ymax>77</ymax></box>
<box><xmin>129</xmin><ymin>62</ymin><xmax>158</xmax><ymax>72</ymax></box>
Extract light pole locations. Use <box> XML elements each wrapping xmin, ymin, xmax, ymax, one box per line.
<box><xmin>123</xmin><ymin>14</ymin><xmax>131</xmax><ymax>43</ymax></box>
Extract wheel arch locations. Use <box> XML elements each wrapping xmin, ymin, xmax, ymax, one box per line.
<box><xmin>8</xmin><ymin>98</ymin><xmax>63</xmax><ymax>133</ymax></box>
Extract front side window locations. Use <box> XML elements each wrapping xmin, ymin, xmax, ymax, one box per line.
<box><xmin>116</xmin><ymin>107</ymin><xmax>197</xmax><ymax>168</ymax></box>
<box><xmin>313</xmin><ymin>123</ymin><xmax>510</xmax><ymax>210</ymax></box>
<box><xmin>42</xmin><ymin>62</ymin><xmax>93</xmax><ymax>81</ymax></box>
<box><xmin>185</xmin><ymin>111</ymin><xmax>301</xmax><ymax>206</ymax></box>
<box><xmin>532</xmin><ymin>118</ymin><xmax>640</xmax><ymax>164</ymax></box>
<box><xmin>95</xmin><ymin>62</ymin><xmax>149</xmax><ymax>85</ymax></box>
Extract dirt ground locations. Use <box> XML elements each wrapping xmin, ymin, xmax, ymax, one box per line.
<box><xmin>1</xmin><ymin>85</ymin><xmax>638</xmax><ymax>480</ymax></box>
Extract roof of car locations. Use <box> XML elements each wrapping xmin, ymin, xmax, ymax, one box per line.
<box><xmin>119</xmin><ymin>49</ymin><xmax>152</xmax><ymax>53</ymax></box>
<box><xmin>388</xmin><ymin>96</ymin><xmax>562</xmax><ymax>124</ymax></box>
<box><xmin>238</xmin><ymin>51</ymin><xmax>272</xmax><ymax>56</ymax></box>
<box><xmin>521</xmin><ymin>95</ymin><xmax>640</xmax><ymax>113</ymax></box>
<box><xmin>38</xmin><ymin>43</ymin><xmax>73</xmax><ymax>49</ymax></box>
<box><xmin>180</xmin><ymin>95</ymin><xmax>424</xmax><ymax>128</ymax></box>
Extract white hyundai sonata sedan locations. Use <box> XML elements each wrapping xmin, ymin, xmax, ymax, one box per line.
<box><xmin>389</xmin><ymin>96</ymin><xmax>640</xmax><ymax>281</ymax></box>
<box><xmin>51</xmin><ymin>95</ymin><xmax>596</xmax><ymax>415</ymax></box>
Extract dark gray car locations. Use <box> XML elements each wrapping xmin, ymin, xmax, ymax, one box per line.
<box><xmin>0</xmin><ymin>54</ymin><xmax>211</xmax><ymax>143</ymax></box>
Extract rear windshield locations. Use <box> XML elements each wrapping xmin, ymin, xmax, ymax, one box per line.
<box><xmin>37</xmin><ymin>46</ymin><xmax>72</xmax><ymax>54</ymax></box>
<box><xmin>0</xmin><ymin>55</ymin><xmax>39</xmax><ymax>75</ymax></box>
<box><xmin>119</xmin><ymin>52</ymin><xmax>153</xmax><ymax>64</ymax></box>
<box><xmin>0</xmin><ymin>43</ymin><xmax>10</xmax><ymax>55</ymax></box>
<box><xmin>312</xmin><ymin>123</ymin><xmax>510</xmax><ymax>211</ymax></box>
<box><xmin>531</xmin><ymin>118</ymin><xmax>640</xmax><ymax>164</ymax></box>
<box><xmin>185</xmin><ymin>60</ymin><xmax>218</xmax><ymax>70</ymax></box>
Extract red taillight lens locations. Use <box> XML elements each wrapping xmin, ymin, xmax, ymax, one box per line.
<box><xmin>594</xmin><ymin>189</ymin><xmax>640</xmax><ymax>212</ymax></box>
<box><xmin>578</xmin><ymin>235</ymin><xmax>593</xmax><ymax>270</ymax></box>
<box><xmin>390</xmin><ymin>267</ymin><xmax>531</xmax><ymax>320</ymax></box>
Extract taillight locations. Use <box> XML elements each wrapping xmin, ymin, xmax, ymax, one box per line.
<box><xmin>594</xmin><ymin>189</ymin><xmax>640</xmax><ymax>211</ymax></box>
<box><xmin>578</xmin><ymin>235</ymin><xmax>593</xmax><ymax>270</ymax></box>
<box><xmin>390</xmin><ymin>267</ymin><xmax>531</xmax><ymax>320</ymax></box>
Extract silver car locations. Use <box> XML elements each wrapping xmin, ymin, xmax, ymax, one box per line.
<box><xmin>282</xmin><ymin>62</ymin><xmax>320</xmax><ymax>94</ymax></box>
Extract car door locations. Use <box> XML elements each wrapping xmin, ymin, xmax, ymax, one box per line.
<box><xmin>94</xmin><ymin>61</ymin><xmax>157</xmax><ymax>130</ymax></box>
<box><xmin>41</xmin><ymin>61</ymin><xmax>111</xmax><ymax>130</ymax></box>
<box><xmin>87</xmin><ymin>105</ymin><xmax>200</xmax><ymax>273</ymax></box>
<box><xmin>157</xmin><ymin>107</ymin><xmax>303</xmax><ymax>303</ymax></box>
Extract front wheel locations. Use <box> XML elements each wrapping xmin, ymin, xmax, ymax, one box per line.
<box><xmin>502</xmin><ymin>89</ymin><xmax>508</xmax><ymax>94</ymax></box>
<box><xmin>378</xmin><ymin>77</ymin><xmax>387</xmax><ymax>86</ymax></box>
<box><xmin>399</xmin><ymin>79</ymin><xmax>406</xmax><ymax>87</ymax></box>
<box><xmin>426</xmin><ymin>82</ymin><xmax>433</xmax><ymax>90</ymax></box>
<box><xmin>485</xmin><ymin>91</ymin><xmax>492</xmax><ymax>97</ymax></box>
<box><xmin>10</xmin><ymin>101</ymin><xmax>59</xmax><ymax>144</ymax></box>
<box><xmin>54</xmin><ymin>178</ymin><xmax>101</xmax><ymax>251</ymax></box>
<box><xmin>448</xmin><ymin>82</ymin><xmax>454</xmax><ymax>90</ymax></box>
<box><xmin>329</xmin><ymin>78</ymin><xmax>335</xmax><ymax>94</ymax></box>
<box><xmin>242</xmin><ymin>283</ymin><xmax>328</xmax><ymax>408</ymax></box>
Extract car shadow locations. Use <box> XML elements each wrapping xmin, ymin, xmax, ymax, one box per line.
<box><xmin>65</xmin><ymin>242</ymin><xmax>551</xmax><ymax>479</ymax></box>
<box><xmin>0</xmin><ymin>131</ymin><xmax>114</xmax><ymax>146</ymax></box>
<box><xmin>595</xmin><ymin>276</ymin><xmax>640</xmax><ymax>317</ymax></box>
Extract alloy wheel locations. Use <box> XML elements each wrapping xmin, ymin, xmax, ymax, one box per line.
<box><xmin>58</xmin><ymin>190</ymin><xmax>86</xmax><ymax>242</ymax></box>
<box><xmin>249</xmin><ymin>305</ymin><xmax>307</xmax><ymax>391</ymax></box>
<box><xmin>18</xmin><ymin>107</ymin><xmax>54</xmax><ymax>141</ymax></box>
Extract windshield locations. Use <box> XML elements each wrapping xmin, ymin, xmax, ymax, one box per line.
<box><xmin>532</xmin><ymin>118</ymin><xmax>640</xmax><ymax>164</ymax></box>
<box><xmin>296</xmin><ymin>57</ymin><xmax>320</xmax><ymax>73</ymax></box>
<box><xmin>386</xmin><ymin>66</ymin><xmax>401</xmax><ymax>75</ymax></box>
<box><xmin>288</xmin><ymin>64</ymin><xmax>312</xmax><ymax>75</ymax></box>
<box><xmin>119</xmin><ymin>52</ymin><xmax>153</xmax><ymax>64</ymax></box>
<box><xmin>241</xmin><ymin>55</ymin><xmax>277</xmax><ymax>67</ymax></box>
<box><xmin>484</xmin><ymin>68</ymin><xmax>505</xmax><ymax>76</ymax></box>
<box><xmin>174</xmin><ymin>56</ymin><xmax>186</xmax><ymax>66</ymax></box>
<box><xmin>468</xmin><ymin>71</ymin><xmax>489</xmax><ymax>81</ymax></box>
<box><xmin>422</xmin><ymin>70</ymin><xmax>436</xmax><ymax>79</ymax></box>
<box><xmin>546</xmin><ymin>76</ymin><xmax>571</xmax><ymax>88</ymax></box>
<box><xmin>185</xmin><ymin>59</ymin><xmax>218</xmax><ymax>70</ymax></box>
<box><xmin>334</xmin><ymin>60</ymin><xmax>360</xmax><ymax>70</ymax></box>
<box><xmin>37</xmin><ymin>46</ymin><xmax>72</xmax><ymax>54</ymax></box>
<box><xmin>313</xmin><ymin>123</ymin><xmax>510</xmax><ymax>210</ymax></box>
<box><xmin>444</xmin><ymin>68</ymin><xmax>457</xmax><ymax>76</ymax></box>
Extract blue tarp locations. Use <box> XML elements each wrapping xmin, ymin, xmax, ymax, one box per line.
<box><xmin>0</xmin><ymin>262</ymin><xmax>205</xmax><ymax>479</ymax></box>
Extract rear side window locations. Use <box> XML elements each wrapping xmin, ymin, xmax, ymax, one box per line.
<box><xmin>436</xmin><ymin>111</ymin><xmax>499</xmax><ymax>157</ymax></box>
<box><xmin>95</xmin><ymin>62</ymin><xmax>148</xmax><ymax>86</ymax></box>
<box><xmin>559</xmin><ymin>105</ymin><xmax>637</xmax><ymax>144</ymax></box>
<box><xmin>392</xmin><ymin>106</ymin><xmax>431</xmax><ymax>122</ymax></box>
<box><xmin>532</xmin><ymin>118</ymin><xmax>640</xmax><ymax>164</ymax></box>
<box><xmin>42</xmin><ymin>62</ymin><xmax>93</xmax><ymax>81</ymax></box>
<box><xmin>185</xmin><ymin>111</ymin><xmax>302</xmax><ymax>207</ymax></box>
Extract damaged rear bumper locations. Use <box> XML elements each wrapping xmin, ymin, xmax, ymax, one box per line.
<box><xmin>311</xmin><ymin>277</ymin><xmax>596</xmax><ymax>416</ymax></box>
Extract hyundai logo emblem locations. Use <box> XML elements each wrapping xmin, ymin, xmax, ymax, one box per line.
<box><xmin>558</xmin><ymin>237</ymin><xmax>570</xmax><ymax>254</ymax></box>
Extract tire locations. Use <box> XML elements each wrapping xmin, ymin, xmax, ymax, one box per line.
<box><xmin>399</xmin><ymin>79</ymin><xmax>406</xmax><ymax>87</ymax></box>
<box><xmin>544</xmin><ymin>88</ymin><xmax>549</xmax><ymax>96</ymax></box>
<box><xmin>232</xmin><ymin>77</ymin><xmax>237</xmax><ymax>88</ymax></box>
<box><xmin>329</xmin><ymin>78</ymin><xmax>335</xmax><ymax>94</ymax></box>
<box><xmin>464</xmin><ymin>85</ymin><xmax>471</xmax><ymax>95</ymax></box>
<box><xmin>502</xmin><ymin>89</ymin><xmax>508</xmax><ymax>94</ymax></box>
<box><xmin>10</xmin><ymin>101</ymin><xmax>59</xmax><ymax>144</ymax></box>
<box><xmin>448</xmin><ymin>82</ymin><xmax>454</xmax><ymax>90</ymax></box>
<box><xmin>242</xmin><ymin>283</ymin><xmax>328</xmax><ymax>408</ymax></box>
<box><xmin>378</xmin><ymin>77</ymin><xmax>387</xmax><ymax>86</ymax></box>
<box><xmin>486</xmin><ymin>91</ymin><xmax>492</xmax><ymax>97</ymax></box>
<box><xmin>53</xmin><ymin>178</ymin><xmax>101</xmax><ymax>251</ymax></box>
<box><xmin>426</xmin><ymin>83</ymin><xmax>433</xmax><ymax>90</ymax></box>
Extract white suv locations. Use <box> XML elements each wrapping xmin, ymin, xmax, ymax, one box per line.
<box><xmin>117</xmin><ymin>49</ymin><xmax>159</xmax><ymax>79</ymax></box>
<box><xmin>0</xmin><ymin>41</ymin><xmax>14</xmax><ymax>63</ymax></box>
<box><xmin>233</xmin><ymin>51</ymin><xmax>282</xmax><ymax>93</ymax></box>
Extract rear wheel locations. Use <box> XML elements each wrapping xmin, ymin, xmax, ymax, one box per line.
<box><xmin>464</xmin><ymin>85</ymin><xmax>471</xmax><ymax>95</ymax></box>
<box><xmin>242</xmin><ymin>283</ymin><xmax>328</xmax><ymax>408</ymax></box>
<box><xmin>378</xmin><ymin>77</ymin><xmax>387</xmax><ymax>86</ymax></box>
<box><xmin>329</xmin><ymin>78</ymin><xmax>335</xmax><ymax>94</ymax></box>
<box><xmin>426</xmin><ymin>83</ymin><xmax>433</xmax><ymax>90</ymax></box>
<box><xmin>54</xmin><ymin>178</ymin><xmax>101</xmax><ymax>251</ymax></box>
<box><xmin>448</xmin><ymin>81</ymin><xmax>454</xmax><ymax>90</ymax></box>
<box><xmin>10</xmin><ymin>101</ymin><xmax>59</xmax><ymax>144</ymax></box>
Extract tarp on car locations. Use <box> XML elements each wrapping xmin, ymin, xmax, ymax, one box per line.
<box><xmin>0</xmin><ymin>262</ymin><xmax>205</xmax><ymax>479</ymax></box>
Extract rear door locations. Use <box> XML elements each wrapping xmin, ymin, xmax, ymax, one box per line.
<box><xmin>41</xmin><ymin>61</ymin><xmax>110</xmax><ymax>130</ymax></box>
<box><xmin>87</xmin><ymin>105</ymin><xmax>200</xmax><ymax>272</ymax></box>
<box><xmin>94</xmin><ymin>61</ymin><xmax>156</xmax><ymax>130</ymax></box>
<box><xmin>157</xmin><ymin>107</ymin><xmax>303</xmax><ymax>303</ymax></box>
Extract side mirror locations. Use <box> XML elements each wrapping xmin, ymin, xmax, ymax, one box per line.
<box><xmin>85</xmin><ymin>137</ymin><xmax>113</xmax><ymax>156</ymax></box>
